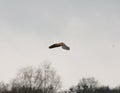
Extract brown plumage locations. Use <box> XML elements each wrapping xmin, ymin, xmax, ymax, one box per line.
<box><xmin>49</xmin><ymin>42</ymin><xmax>70</xmax><ymax>50</ymax></box>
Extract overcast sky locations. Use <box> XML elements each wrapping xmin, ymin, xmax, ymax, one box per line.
<box><xmin>0</xmin><ymin>0</ymin><xmax>120</xmax><ymax>89</ymax></box>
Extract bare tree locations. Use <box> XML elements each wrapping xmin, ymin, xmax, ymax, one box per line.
<box><xmin>41</xmin><ymin>63</ymin><xmax>61</xmax><ymax>93</ymax></box>
<box><xmin>11</xmin><ymin>62</ymin><xmax>61</xmax><ymax>93</ymax></box>
<box><xmin>77</xmin><ymin>77</ymin><xmax>98</xmax><ymax>92</ymax></box>
<box><xmin>0</xmin><ymin>82</ymin><xmax>8</xmax><ymax>92</ymax></box>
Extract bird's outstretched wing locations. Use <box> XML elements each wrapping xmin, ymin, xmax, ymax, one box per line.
<box><xmin>62</xmin><ymin>44</ymin><xmax>70</xmax><ymax>50</ymax></box>
<box><xmin>49</xmin><ymin>43</ymin><xmax>61</xmax><ymax>48</ymax></box>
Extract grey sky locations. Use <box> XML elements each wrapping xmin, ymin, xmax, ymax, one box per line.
<box><xmin>0</xmin><ymin>0</ymin><xmax>120</xmax><ymax>89</ymax></box>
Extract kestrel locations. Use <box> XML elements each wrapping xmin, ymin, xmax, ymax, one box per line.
<box><xmin>49</xmin><ymin>42</ymin><xmax>70</xmax><ymax>50</ymax></box>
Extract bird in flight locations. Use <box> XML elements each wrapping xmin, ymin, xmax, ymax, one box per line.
<box><xmin>49</xmin><ymin>42</ymin><xmax>70</xmax><ymax>50</ymax></box>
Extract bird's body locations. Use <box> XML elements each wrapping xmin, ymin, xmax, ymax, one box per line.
<box><xmin>49</xmin><ymin>42</ymin><xmax>70</xmax><ymax>50</ymax></box>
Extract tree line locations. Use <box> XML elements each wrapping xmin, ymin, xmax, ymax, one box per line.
<box><xmin>64</xmin><ymin>77</ymin><xmax>120</xmax><ymax>93</ymax></box>
<box><xmin>0</xmin><ymin>63</ymin><xmax>120</xmax><ymax>93</ymax></box>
